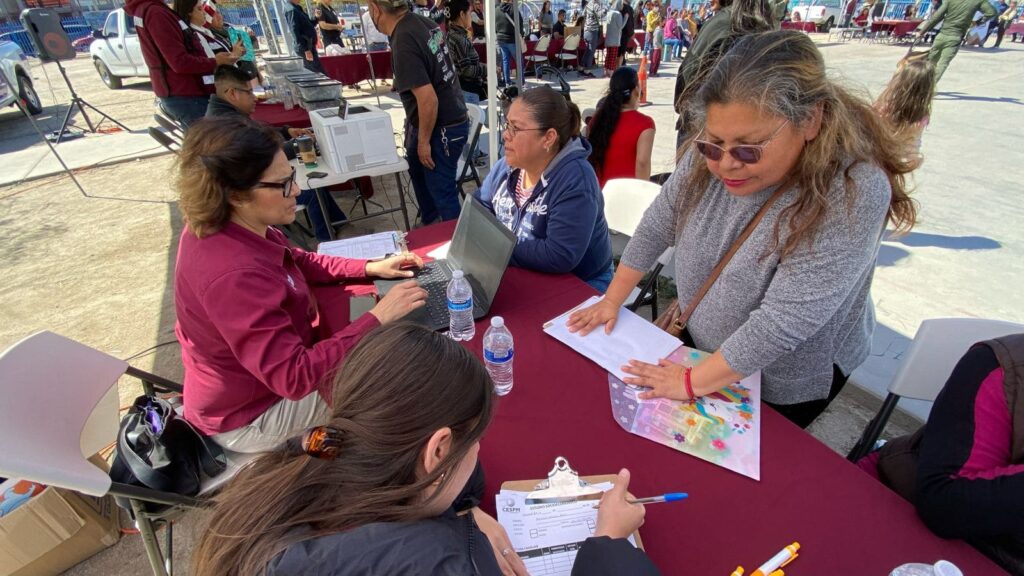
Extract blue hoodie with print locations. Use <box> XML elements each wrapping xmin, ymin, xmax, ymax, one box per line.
<box><xmin>475</xmin><ymin>137</ymin><xmax>613</xmax><ymax>283</ymax></box>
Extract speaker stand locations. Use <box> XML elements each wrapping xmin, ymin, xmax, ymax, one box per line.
<box><xmin>49</xmin><ymin>58</ymin><xmax>129</xmax><ymax>145</ymax></box>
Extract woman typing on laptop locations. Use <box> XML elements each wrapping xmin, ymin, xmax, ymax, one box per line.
<box><xmin>475</xmin><ymin>87</ymin><xmax>615</xmax><ymax>292</ymax></box>
<box><xmin>192</xmin><ymin>323</ymin><xmax>659</xmax><ymax>575</ymax></box>
<box><xmin>173</xmin><ymin>116</ymin><xmax>427</xmax><ymax>453</ymax></box>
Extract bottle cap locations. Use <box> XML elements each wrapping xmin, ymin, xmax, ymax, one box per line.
<box><xmin>491</xmin><ymin>316</ymin><xmax>505</xmax><ymax>328</ymax></box>
<box><xmin>452</xmin><ymin>270</ymin><xmax>464</xmax><ymax>279</ymax></box>
<box><xmin>933</xmin><ymin>561</ymin><xmax>962</xmax><ymax>576</ymax></box>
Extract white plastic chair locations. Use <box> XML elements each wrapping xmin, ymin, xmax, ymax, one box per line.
<box><xmin>558</xmin><ymin>33</ymin><xmax>582</xmax><ymax>69</ymax></box>
<box><xmin>0</xmin><ymin>331</ymin><xmax>257</xmax><ymax>576</ymax></box>
<box><xmin>847</xmin><ymin>318</ymin><xmax>1024</xmax><ymax>461</ymax></box>
<box><xmin>525</xmin><ymin>34</ymin><xmax>552</xmax><ymax>76</ymax></box>
<box><xmin>457</xmin><ymin>103</ymin><xmax>484</xmax><ymax>195</ymax></box>
<box><xmin>601</xmin><ymin>178</ymin><xmax>674</xmax><ymax>316</ymax></box>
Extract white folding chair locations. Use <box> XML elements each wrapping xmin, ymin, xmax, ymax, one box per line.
<box><xmin>0</xmin><ymin>331</ymin><xmax>258</xmax><ymax>576</ymax></box>
<box><xmin>601</xmin><ymin>178</ymin><xmax>674</xmax><ymax>316</ymax></box>
<box><xmin>847</xmin><ymin>318</ymin><xmax>1024</xmax><ymax>462</ymax></box>
<box><xmin>558</xmin><ymin>33</ymin><xmax>582</xmax><ymax>69</ymax></box>
<box><xmin>457</xmin><ymin>103</ymin><xmax>485</xmax><ymax>195</ymax></box>
<box><xmin>525</xmin><ymin>34</ymin><xmax>552</xmax><ymax>76</ymax></box>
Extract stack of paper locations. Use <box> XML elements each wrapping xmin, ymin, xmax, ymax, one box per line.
<box><xmin>496</xmin><ymin>484</ymin><xmax>637</xmax><ymax>576</ymax></box>
<box><xmin>317</xmin><ymin>231</ymin><xmax>404</xmax><ymax>260</ymax></box>
<box><xmin>542</xmin><ymin>296</ymin><xmax>683</xmax><ymax>381</ymax></box>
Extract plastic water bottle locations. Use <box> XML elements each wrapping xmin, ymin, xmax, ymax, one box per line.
<box><xmin>282</xmin><ymin>85</ymin><xmax>295</xmax><ymax>110</ymax></box>
<box><xmin>447</xmin><ymin>270</ymin><xmax>476</xmax><ymax>341</ymax></box>
<box><xmin>890</xmin><ymin>561</ymin><xmax>963</xmax><ymax>576</ymax></box>
<box><xmin>483</xmin><ymin>316</ymin><xmax>514</xmax><ymax>395</ymax></box>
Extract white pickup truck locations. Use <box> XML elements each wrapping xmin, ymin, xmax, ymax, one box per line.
<box><xmin>0</xmin><ymin>39</ymin><xmax>42</xmax><ymax>115</ymax></box>
<box><xmin>89</xmin><ymin>8</ymin><xmax>146</xmax><ymax>89</ymax></box>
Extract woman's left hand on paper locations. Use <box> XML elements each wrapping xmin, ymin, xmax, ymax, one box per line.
<box><xmin>472</xmin><ymin>507</ymin><xmax>530</xmax><ymax>576</ymax></box>
<box><xmin>622</xmin><ymin>358</ymin><xmax>690</xmax><ymax>401</ymax></box>
<box><xmin>365</xmin><ymin>252</ymin><xmax>423</xmax><ymax>279</ymax></box>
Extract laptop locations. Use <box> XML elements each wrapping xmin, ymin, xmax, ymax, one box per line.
<box><xmin>374</xmin><ymin>194</ymin><xmax>517</xmax><ymax>331</ymax></box>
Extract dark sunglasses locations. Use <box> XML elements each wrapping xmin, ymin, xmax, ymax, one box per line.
<box><xmin>694</xmin><ymin>121</ymin><xmax>789</xmax><ymax>165</ymax></box>
<box><xmin>256</xmin><ymin>166</ymin><xmax>297</xmax><ymax>197</ymax></box>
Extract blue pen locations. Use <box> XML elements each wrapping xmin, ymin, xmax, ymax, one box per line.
<box><xmin>592</xmin><ymin>492</ymin><xmax>689</xmax><ymax>508</ymax></box>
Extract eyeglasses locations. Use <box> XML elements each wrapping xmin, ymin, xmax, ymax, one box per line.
<box><xmin>694</xmin><ymin>121</ymin><xmax>789</xmax><ymax>165</ymax></box>
<box><xmin>232</xmin><ymin>86</ymin><xmax>254</xmax><ymax>95</ymax></box>
<box><xmin>256</xmin><ymin>166</ymin><xmax>297</xmax><ymax>197</ymax></box>
<box><xmin>502</xmin><ymin>120</ymin><xmax>548</xmax><ymax>139</ymax></box>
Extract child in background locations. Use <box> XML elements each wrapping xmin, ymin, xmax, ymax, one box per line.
<box><xmin>875</xmin><ymin>58</ymin><xmax>936</xmax><ymax>157</ymax></box>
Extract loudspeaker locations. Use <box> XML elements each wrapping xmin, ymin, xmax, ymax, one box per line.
<box><xmin>20</xmin><ymin>8</ymin><xmax>75</xmax><ymax>62</ymax></box>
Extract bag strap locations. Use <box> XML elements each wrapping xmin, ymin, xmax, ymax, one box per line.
<box><xmin>676</xmin><ymin>179</ymin><xmax>794</xmax><ymax>329</ymax></box>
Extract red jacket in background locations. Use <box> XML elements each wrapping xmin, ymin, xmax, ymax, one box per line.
<box><xmin>126</xmin><ymin>0</ymin><xmax>217</xmax><ymax>98</ymax></box>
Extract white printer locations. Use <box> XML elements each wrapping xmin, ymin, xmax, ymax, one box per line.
<box><xmin>309</xmin><ymin>104</ymin><xmax>399</xmax><ymax>174</ymax></box>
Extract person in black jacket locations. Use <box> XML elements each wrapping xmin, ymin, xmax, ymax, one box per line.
<box><xmin>191</xmin><ymin>323</ymin><xmax>660</xmax><ymax>576</ymax></box>
<box><xmin>287</xmin><ymin>0</ymin><xmax>325</xmax><ymax>72</ymax></box>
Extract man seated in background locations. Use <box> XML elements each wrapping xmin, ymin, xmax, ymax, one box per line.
<box><xmin>206</xmin><ymin>65</ymin><xmax>346</xmax><ymax>242</ymax></box>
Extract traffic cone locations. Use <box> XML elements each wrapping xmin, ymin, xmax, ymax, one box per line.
<box><xmin>638</xmin><ymin>54</ymin><xmax>650</xmax><ymax>106</ymax></box>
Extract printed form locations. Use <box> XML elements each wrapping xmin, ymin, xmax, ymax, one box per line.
<box><xmin>496</xmin><ymin>483</ymin><xmax>638</xmax><ymax>576</ymax></box>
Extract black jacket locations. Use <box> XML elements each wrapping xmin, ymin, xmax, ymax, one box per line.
<box><xmin>266</xmin><ymin>464</ymin><xmax>660</xmax><ymax>575</ymax></box>
<box><xmin>287</xmin><ymin>3</ymin><xmax>319</xmax><ymax>53</ymax></box>
<box><xmin>496</xmin><ymin>2</ymin><xmax>525</xmax><ymax>43</ymax></box>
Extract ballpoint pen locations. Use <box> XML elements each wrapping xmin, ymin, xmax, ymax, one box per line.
<box><xmin>751</xmin><ymin>542</ymin><xmax>799</xmax><ymax>576</ymax></box>
<box><xmin>526</xmin><ymin>492</ymin><xmax>688</xmax><ymax>506</ymax></box>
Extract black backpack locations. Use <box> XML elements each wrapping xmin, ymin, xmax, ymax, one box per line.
<box><xmin>109</xmin><ymin>394</ymin><xmax>226</xmax><ymax>513</ymax></box>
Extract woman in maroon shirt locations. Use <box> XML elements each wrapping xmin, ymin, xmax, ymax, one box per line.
<box><xmin>586</xmin><ymin>67</ymin><xmax>657</xmax><ymax>188</ymax></box>
<box><xmin>174</xmin><ymin>117</ymin><xmax>428</xmax><ymax>453</ymax></box>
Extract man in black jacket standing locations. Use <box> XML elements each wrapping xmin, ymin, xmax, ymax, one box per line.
<box><xmin>287</xmin><ymin>0</ymin><xmax>325</xmax><ymax>73</ymax></box>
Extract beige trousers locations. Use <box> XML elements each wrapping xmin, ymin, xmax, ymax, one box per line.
<box><xmin>212</xmin><ymin>393</ymin><xmax>330</xmax><ymax>454</ymax></box>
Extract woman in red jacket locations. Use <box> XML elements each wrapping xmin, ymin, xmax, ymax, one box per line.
<box><xmin>174</xmin><ymin>117</ymin><xmax>428</xmax><ymax>453</ymax></box>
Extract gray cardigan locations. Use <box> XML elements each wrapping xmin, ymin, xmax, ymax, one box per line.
<box><xmin>621</xmin><ymin>158</ymin><xmax>891</xmax><ymax>404</ymax></box>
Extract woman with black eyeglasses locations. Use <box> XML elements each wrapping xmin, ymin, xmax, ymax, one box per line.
<box><xmin>173</xmin><ymin>116</ymin><xmax>428</xmax><ymax>453</ymax></box>
<box><xmin>568</xmin><ymin>31</ymin><xmax>919</xmax><ymax>429</ymax></box>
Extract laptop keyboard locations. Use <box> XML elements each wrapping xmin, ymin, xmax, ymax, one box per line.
<box><xmin>416</xmin><ymin>263</ymin><xmax>452</xmax><ymax>325</ymax></box>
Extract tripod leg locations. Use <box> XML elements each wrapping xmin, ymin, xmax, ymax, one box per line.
<box><xmin>79</xmin><ymin>99</ymin><xmax>131</xmax><ymax>131</ymax></box>
<box><xmin>76</xmin><ymin>98</ymin><xmax>98</xmax><ymax>133</ymax></box>
<box><xmin>54</xmin><ymin>99</ymin><xmax>78</xmax><ymax>144</ymax></box>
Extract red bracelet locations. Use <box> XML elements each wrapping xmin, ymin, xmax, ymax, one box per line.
<box><xmin>684</xmin><ymin>366</ymin><xmax>695</xmax><ymax>402</ymax></box>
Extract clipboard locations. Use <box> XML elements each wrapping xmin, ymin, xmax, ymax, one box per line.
<box><xmin>499</xmin><ymin>458</ymin><xmax>645</xmax><ymax>551</ymax></box>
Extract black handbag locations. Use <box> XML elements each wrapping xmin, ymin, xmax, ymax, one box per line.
<box><xmin>109</xmin><ymin>395</ymin><xmax>226</xmax><ymax>513</ymax></box>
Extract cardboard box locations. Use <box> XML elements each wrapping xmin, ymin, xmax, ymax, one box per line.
<box><xmin>0</xmin><ymin>486</ymin><xmax>121</xmax><ymax>576</ymax></box>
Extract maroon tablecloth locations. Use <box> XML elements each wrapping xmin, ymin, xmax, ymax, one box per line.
<box><xmin>781</xmin><ymin>20</ymin><xmax>818</xmax><ymax>32</ymax></box>
<box><xmin>872</xmin><ymin>19</ymin><xmax>923</xmax><ymax>37</ymax></box>
<box><xmin>1008</xmin><ymin>22</ymin><xmax>1024</xmax><ymax>39</ymax></box>
<box><xmin>313</xmin><ymin>222</ymin><xmax>1005</xmax><ymax>575</ymax></box>
<box><xmin>251</xmin><ymin>102</ymin><xmax>312</xmax><ymax>128</ymax></box>
<box><xmin>320</xmin><ymin>51</ymin><xmax>393</xmax><ymax>85</ymax></box>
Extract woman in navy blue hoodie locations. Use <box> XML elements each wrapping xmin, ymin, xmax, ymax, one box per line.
<box><xmin>476</xmin><ymin>87</ymin><xmax>615</xmax><ymax>292</ymax></box>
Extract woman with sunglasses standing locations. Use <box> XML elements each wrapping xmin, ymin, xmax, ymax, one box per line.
<box><xmin>174</xmin><ymin>117</ymin><xmax>428</xmax><ymax>453</ymax></box>
<box><xmin>568</xmin><ymin>31</ymin><xmax>919</xmax><ymax>428</ymax></box>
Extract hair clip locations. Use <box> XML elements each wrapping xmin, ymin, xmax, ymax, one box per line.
<box><xmin>301</xmin><ymin>426</ymin><xmax>343</xmax><ymax>460</ymax></box>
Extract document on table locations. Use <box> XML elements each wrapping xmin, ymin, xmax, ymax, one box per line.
<box><xmin>496</xmin><ymin>484</ymin><xmax>637</xmax><ymax>576</ymax></box>
<box><xmin>542</xmin><ymin>296</ymin><xmax>683</xmax><ymax>381</ymax></box>
<box><xmin>317</xmin><ymin>231</ymin><xmax>405</xmax><ymax>260</ymax></box>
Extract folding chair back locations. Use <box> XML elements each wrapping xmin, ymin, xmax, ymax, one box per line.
<box><xmin>847</xmin><ymin>317</ymin><xmax>1024</xmax><ymax>461</ymax></box>
<box><xmin>531</xmin><ymin>33</ymin><xmax>552</xmax><ymax>56</ymax></box>
<box><xmin>601</xmin><ymin>177</ymin><xmax>660</xmax><ymax>237</ymax></box>
<box><xmin>148</xmin><ymin>127</ymin><xmax>180</xmax><ymax>154</ymax></box>
<box><xmin>0</xmin><ymin>331</ymin><xmax>123</xmax><ymax>497</ymax></box>
<box><xmin>153</xmin><ymin>113</ymin><xmax>184</xmax><ymax>138</ymax></box>
<box><xmin>890</xmin><ymin>318</ymin><xmax>1024</xmax><ymax>402</ymax></box>
<box><xmin>457</xmin><ymin>103</ymin><xmax>484</xmax><ymax>193</ymax></box>
<box><xmin>559</xmin><ymin>33</ymin><xmax>582</xmax><ymax>67</ymax></box>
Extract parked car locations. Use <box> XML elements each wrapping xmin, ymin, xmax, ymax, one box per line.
<box><xmin>0</xmin><ymin>39</ymin><xmax>42</xmax><ymax>115</ymax></box>
<box><xmin>791</xmin><ymin>0</ymin><xmax>846</xmax><ymax>30</ymax></box>
<box><xmin>89</xmin><ymin>8</ymin><xmax>146</xmax><ymax>89</ymax></box>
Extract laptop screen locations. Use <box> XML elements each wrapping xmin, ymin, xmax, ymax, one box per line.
<box><xmin>447</xmin><ymin>195</ymin><xmax>517</xmax><ymax>307</ymax></box>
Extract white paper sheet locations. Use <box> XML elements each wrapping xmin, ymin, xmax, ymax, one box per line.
<box><xmin>496</xmin><ymin>484</ymin><xmax>637</xmax><ymax>576</ymax></box>
<box><xmin>317</xmin><ymin>231</ymin><xmax>402</xmax><ymax>260</ymax></box>
<box><xmin>542</xmin><ymin>296</ymin><xmax>684</xmax><ymax>381</ymax></box>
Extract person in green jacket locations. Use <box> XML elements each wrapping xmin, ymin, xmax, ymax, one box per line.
<box><xmin>915</xmin><ymin>0</ymin><xmax>997</xmax><ymax>81</ymax></box>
